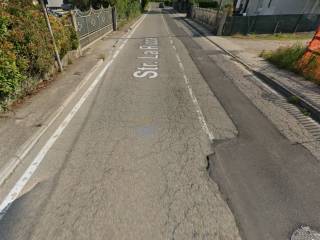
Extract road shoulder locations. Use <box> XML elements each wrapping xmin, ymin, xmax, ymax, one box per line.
<box><xmin>0</xmin><ymin>17</ymin><xmax>143</xmax><ymax>186</ymax></box>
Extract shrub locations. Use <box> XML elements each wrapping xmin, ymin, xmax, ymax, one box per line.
<box><xmin>0</xmin><ymin>49</ymin><xmax>25</xmax><ymax>106</ymax></box>
<box><xmin>126</xmin><ymin>0</ymin><xmax>141</xmax><ymax>18</ymax></box>
<box><xmin>197</xmin><ymin>0</ymin><xmax>218</xmax><ymax>9</ymax></box>
<box><xmin>260</xmin><ymin>44</ymin><xmax>306</xmax><ymax>73</ymax></box>
<box><xmin>0</xmin><ymin>0</ymin><xmax>79</xmax><ymax>110</ymax></box>
<box><xmin>261</xmin><ymin>44</ymin><xmax>320</xmax><ymax>84</ymax></box>
<box><xmin>164</xmin><ymin>0</ymin><xmax>172</xmax><ymax>6</ymax></box>
<box><xmin>115</xmin><ymin>0</ymin><xmax>141</xmax><ymax>20</ymax></box>
<box><xmin>141</xmin><ymin>0</ymin><xmax>149</xmax><ymax>10</ymax></box>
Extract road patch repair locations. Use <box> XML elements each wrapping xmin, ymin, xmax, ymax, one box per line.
<box><xmin>163</xmin><ymin>9</ymin><xmax>320</xmax><ymax>240</ymax></box>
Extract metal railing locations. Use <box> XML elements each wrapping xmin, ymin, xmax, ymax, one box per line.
<box><xmin>73</xmin><ymin>7</ymin><xmax>113</xmax><ymax>47</ymax></box>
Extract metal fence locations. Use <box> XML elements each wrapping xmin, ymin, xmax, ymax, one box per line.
<box><xmin>223</xmin><ymin>14</ymin><xmax>320</xmax><ymax>35</ymax></box>
<box><xmin>73</xmin><ymin>7</ymin><xmax>113</xmax><ymax>47</ymax></box>
<box><xmin>190</xmin><ymin>6</ymin><xmax>320</xmax><ymax>36</ymax></box>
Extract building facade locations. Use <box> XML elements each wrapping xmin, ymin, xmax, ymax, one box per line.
<box><xmin>235</xmin><ymin>0</ymin><xmax>320</xmax><ymax>16</ymax></box>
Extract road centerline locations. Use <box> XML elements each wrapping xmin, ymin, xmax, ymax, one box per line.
<box><xmin>161</xmin><ymin>12</ymin><xmax>214</xmax><ymax>142</ymax></box>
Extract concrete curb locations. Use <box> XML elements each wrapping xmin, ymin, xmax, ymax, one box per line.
<box><xmin>182</xmin><ymin>17</ymin><xmax>320</xmax><ymax>124</ymax></box>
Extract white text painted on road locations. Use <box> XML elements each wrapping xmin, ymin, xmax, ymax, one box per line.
<box><xmin>134</xmin><ymin>38</ymin><xmax>159</xmax><ymax>79</ymax></box>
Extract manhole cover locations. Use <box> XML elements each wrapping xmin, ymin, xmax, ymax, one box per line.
<box><xmin>291</xmin><ymin>226</ymin><xmax>320</xmax><ymax>240</ymax></box>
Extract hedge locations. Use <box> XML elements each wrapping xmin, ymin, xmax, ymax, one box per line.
<box><xmin>0</xmin><ymin>0</ymin><xmax>78</xmax><ymax>110</ymax></box>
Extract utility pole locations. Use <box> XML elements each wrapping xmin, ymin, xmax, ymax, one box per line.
<box><xmin>214</xmin><ymin>0</ymin><xmax>223</xmax><ymax>27</ymax></box>
<box><xmin>38</xmin><ymin>0</ymin><xmax>63</xmax><ymax>72</ymax></box>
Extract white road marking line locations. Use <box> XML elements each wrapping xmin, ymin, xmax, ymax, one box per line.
<box><xmin>113</xmin><ymin>49</ymin><xmax>120</xmax><ymax>59</ymax></box>
<box><xmin>0</xmin><ymin>12</ymin><xmax>147</xmax><ymax>220</ymax></box>
<box><xmin>0</xmin><ymin>8</ymin><xmax>149</xmax><ymax>189</ymax></box>
<box><xmin>178</xmin><ymin>62</ymin><xmax>184</xmax><ymax>70</ymax></box>
<box><xmin>182</xmin><ymin>73</ymin><xmax>214</xmax><ymax>141</ymax></box>
<box><xmin>0</xmin><ymin>59</ymin><xmax>104</xmax><ymax>187</ymax></box>
<box><xmin>176</xmin><ymin>54</ymin><xmax>181</xmax><ymax>63</ymax></box>
<box><xmin>161</xmin><ymin>13</ymin><xmax>214</xmax><ymax>141</ymax></box>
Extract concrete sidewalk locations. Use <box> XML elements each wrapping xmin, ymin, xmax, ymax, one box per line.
<box><xmin>184</xmin><ymin>18</ymin><xmax>320</xmax><ymax>120</ymax></box>
<box><xmin>227</xmin><ymin>36</ymin><xmax>310</xmax><ymax>55</ymax></box>
<box><xmin>0</xmin><ymin>19</ymin><xmax>137</xmax><ymax>182</ymax></box>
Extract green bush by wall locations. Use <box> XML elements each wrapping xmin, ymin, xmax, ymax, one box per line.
<box><xmin>197</xmin><ymin>1</ymin><xmax>218</xmax><ymax>9</ymax></box>
<box><xmin>0</xmin><ymin>0</ymin><xmax>78</xmax><ymax>110</ymax></box>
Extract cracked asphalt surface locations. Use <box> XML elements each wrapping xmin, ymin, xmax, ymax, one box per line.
<box><xmin>1</xmin><ymin>5</ymin><xmax>320</xmax><ymax>240</ymax></box>
<box><xmin>0</xmin><ymin>6</ymin><xmax>241</xmax><ymax>240</ymax></box>
<box><xmin>162</xmin><ymin>9</ymin><xmax>320</xmax><ymax>240</ymax></box>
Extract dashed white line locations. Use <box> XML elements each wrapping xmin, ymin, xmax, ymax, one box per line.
<box><xmin>161</xmin><ymin>13</ymin><xmax>214</xmax><ymax>141</ymax></box>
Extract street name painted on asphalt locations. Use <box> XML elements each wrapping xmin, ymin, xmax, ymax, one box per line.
<box><xmin>134</xmin><ymin>37</ymin><xmax>159</xmax><ymax>79</ymax></box>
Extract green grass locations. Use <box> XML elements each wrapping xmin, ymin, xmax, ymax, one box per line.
<box><xmin>260</xmin><ymin>44</ymin><xmax>320</xmax><ymax>85</ymax></box>
<box><xmin>288</xmin><ymin>96</ymin><xmax>301</xmax><ymax>105</ymax></box>
<box><xmin>232</xmin><ymin>32</ymin><xmax>314</xmax><ymax>41</ymax></box>
<box><xmin>260</xmin><ymin>44</ymin><xmax>306</xmax><ymax>73</ymax></box>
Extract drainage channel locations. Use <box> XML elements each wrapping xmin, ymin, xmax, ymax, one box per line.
<box><xmin>263</xmin><ymin>92</ymin><xmax>320</xmax><ymax>142</ymax></box>
<box><xmin>277</xmin><ymin>99</ymin><xmax>320</xmax><ymax>141</ymax></box>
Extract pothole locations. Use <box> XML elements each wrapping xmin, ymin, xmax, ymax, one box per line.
<box><xmin>291</xmin><ymin>226</ymin><xmax>320</xmax><ymax>240</ymax></box>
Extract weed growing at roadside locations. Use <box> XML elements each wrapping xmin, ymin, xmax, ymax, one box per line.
<box><xmin>260</xmin><ymin>44</ymin><xmax>306</xmax><ymax>73</ymax></box>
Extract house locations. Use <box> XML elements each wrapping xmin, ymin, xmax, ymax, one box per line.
<box><xmin>235</xmin><ymin>0</ymin><xmax>320</xmax><ymax>16</ymax></box>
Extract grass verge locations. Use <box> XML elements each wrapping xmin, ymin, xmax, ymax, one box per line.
<box><xmin>232</xmin><ymin>32</ymin><xmax>314</xmax><ymax>41</ymax></box>
<box><xmin>261</xmin><ymin>44</ymin><xmax>319</xmax><ymax>84</ymax></box>
<box><xmin>260</xmin><ymin>44</ymin><xmax>320</xmax><ymax>85</ymax></box>
<box><xmin>260</xmin><ymin>44</ymin><xmax>306</xmax><ymax>72</ymax></box>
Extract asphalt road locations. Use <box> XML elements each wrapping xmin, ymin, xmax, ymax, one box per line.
<box><xmin>1</xmin><ymin>5</ymin><xmax>320</xmax><ymax>240</ymax></box>
<box><xmin>0</xmin><ymin>5</ymin><xmax>240</xmax><ymax>240</ymax></box>
<box><xmin>162</xmin><ymin>9</ymin><xmax>320</xmax><ymax>240</ymax></box>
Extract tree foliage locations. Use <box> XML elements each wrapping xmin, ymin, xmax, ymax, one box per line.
<box><xmin>64</xmin><ymin>0</ymin><xmax>110</xmax><ymax>9</ymax></box>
